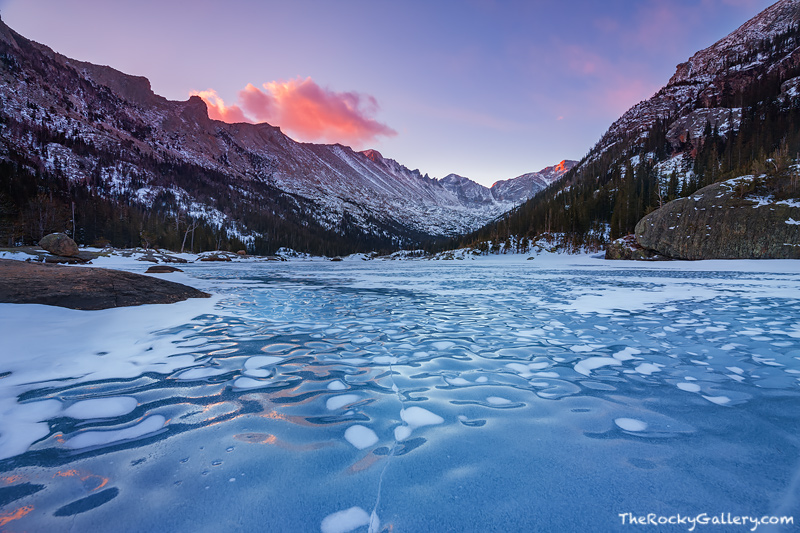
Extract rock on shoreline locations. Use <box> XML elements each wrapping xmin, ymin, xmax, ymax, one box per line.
<box><xmin>0</xmin><ymin>259</ymin><xmax>211</xmax><ymax>310</ymax></box>
<box><xmin>634</xmin><ymin>177</ymin><xmax>800</xmax><ymax>260</ymax></box>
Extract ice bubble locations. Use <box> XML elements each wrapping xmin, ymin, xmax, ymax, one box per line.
<box><xmin>702</xmin><ymin>395</ymin><xmax>731</xmax><ymax>405</ymax></box>
<box><xmin>244</xmin><ymin>356</ymin><xmax>282</xmax><ymax>369</ymax></box>
<box><xmin>344</xmin><ymin>425</ymin><xmax>378</xmax><ymax>450</ymax></box>
<box><xmin>677</xmin><ymin>382</ymin><xmax>701</xmax><ymax>392</ymax></box>
<box><xmin>431</xmin><ymin>341</ymin><xmax>456</xmax><ymax>351</ymax></box>
<box><xmin>613</xmin><ymin>347</ymin><xmax>641</xmax><ymax>361</ymax></box>
<box><xmin>327</xmin><ymin>394</ymin><xmax>360</xmax><ymax>410</ymax></box>
<box><xmin>176</xmin><ymin>337</ymin><xmax>208</xmax><ymax>347</ymax></box>
<box><xmin>570</xmin><ymin>344</ymin><xmax>604</xmax><ymax>353</ymax></box>
<box><xmin>394</xmin><ymin>425</ymin><xmax>412</xmax><ymax>442</ymax></box>
<box><xmin>261</xmin><ymin>343</ymin><xmax>299</xmax><ymax>353</ymax></box>
<box><xmin>174</xmin><ymin>367</ymin><xmax>227</xmax><ymax>380</ymax></box>
<box><xmin>327</xmin><ymin>381</ymin><xmax>347</xmax><ymax>391</ymax></box>
<box><xmin>615</xmin><ymin>418</ymin><xmax>648</xmax><ymax>432</ymax></box>
<box><xmin>486</xmin><ymin>397</ymin><xmax>512</xmax><ymax>405</ymax></box>
<box><xmin>66</xmin><ymin>415</ymin><xmax>166</xmax><ymax>449</ymax></box>
<box><xmin>321</xmin><ymin>506</ymin><xmax>371</xmax><ymax>533</ymax></box>
<box><xmin>446</xmin><ymin>377</ymin><xmax>470</xmax><ymax>386</ymax></box>
<box><xmin>506</xmin><ymin>363</ymin><xmax>533</xmax><ymax>377</ymax></box>
<box><xmin>233</xmin><ymin>377</ymin><xmax>269</xmax><ymax>390</ymax></box>
<box><xmin>400</xmin><ymin>406</ymin><xmax>444</xmax><ymax>427</ymax></box>
<box><xmin>244</xmin><ymin>369</ymin><xmax>270</xmax><ymax>378</ymax></box>
<box><xmin>64</xmin><ymin>397</ymin><xmax>138</xmax><ymax>419</ymax></box>
<box><xmin>475</xmin><ymin>376</ymin><xmax>488</xmax><ymax>383</ymax></box>
<box><xmin>574</xmin><ymin>357</ymin><xmax>622</xmax><ymax>376</ymax></box>
<box><xmin>635</xmin><ymin>363</ymin><xmax>662</xmax><ymax>376</ymax></box>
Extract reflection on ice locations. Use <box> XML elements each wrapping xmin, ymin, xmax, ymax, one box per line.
<box><xmin>1</xmin><ymin>258</ymin><xmax>799</xmax><ymax>531</ymax></box>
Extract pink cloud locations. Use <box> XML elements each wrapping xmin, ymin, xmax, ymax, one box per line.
<box><xmin>192</xmin><ymin>78</ymin><xmax>396</xmax><ymax>147</ymax></box>
<box><xmin>190</xmin><ymin>89</ymin><xmax>250</xmax><ymax>123</ymax></box>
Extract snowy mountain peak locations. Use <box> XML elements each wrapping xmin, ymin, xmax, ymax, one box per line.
<box><xmin>489</xmin><ymin>160</ymin><xmax>577</xmax><ymax>202</ymax></box>
<box><xmin>360</xmin><ymin>149</ymin><xmax>385</xmax><ymax>164</ymax></box>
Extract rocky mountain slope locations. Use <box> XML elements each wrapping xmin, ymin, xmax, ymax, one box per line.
<box><xmin>0</xmin><ymin>17</ymin><xmax>570</xmax><ymax>253</ymax></box>
<box><xmin>593</xmin><ymin>0</ymin><xmax>799</xmax><ymax>159</ymax></box>
<box><xmin>463</xmin><ymin>0</ymin><xmax>800</xmax><ymax>258</ymax></box>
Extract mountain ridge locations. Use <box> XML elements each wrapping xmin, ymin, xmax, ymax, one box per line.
<box><xmin>0</xmin><ymin>16</ymin><xmax>572</xmax><ymax>253</ymax></box>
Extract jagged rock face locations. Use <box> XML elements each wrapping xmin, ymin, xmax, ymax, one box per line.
<box><xmin>490</xmin><ymin>160</ymin><xmax>577</xmax><ymax>202</ymax></box>
<box><xmin>591</xmin><ymin>0</ymin><xmax>800</xmax><ymax>159</ymax></box>
<box><xmin>634</xmin><ymin>176</ymin><xmax>800</xmax><ymax>259</ymax></box>
<box><xmin>439</xmin><ymin>174</ymin><xmax>496</xmax><ymax>205</ymax></box>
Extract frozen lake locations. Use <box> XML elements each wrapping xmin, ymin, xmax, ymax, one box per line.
<box><xmin>2</xmin><ymin>256</ymin><xmax>800</xmax><ymax>532</ymax></box>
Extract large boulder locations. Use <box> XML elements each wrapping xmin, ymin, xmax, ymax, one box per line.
<box><xmin>635</xmin><ymin>176</ymin><xmax>800</xmax><ymax>260</ymax></box>
<box><xmin>0</xmin><ymin>259</ymin><xmax>210</xmax><ymax>310</ymax></box>
<box><xmin>38</xmin><ymin>233</ymin><xmax>79</xmax><ymax>257</ymax></box>
<box><xmin>145</xmin><ymin>265</ymin><xmax>183</xmax><ymax>274</ymax></box>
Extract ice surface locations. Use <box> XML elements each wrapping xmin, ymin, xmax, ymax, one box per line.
<box><xmin>344</xmin><ymin>425</ymin><xmax>379</xmax><ymax>450</ymax></box>
<box><xmin>2</xmin><ymin>256</ymin><xmax>799</xmax><ymax>531</ymax></box>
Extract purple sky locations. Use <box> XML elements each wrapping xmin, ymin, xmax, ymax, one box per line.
<box><xmin>0</xmin><ymin>0</ymin><xmax>776</xmax><ymax>185</ymax></box>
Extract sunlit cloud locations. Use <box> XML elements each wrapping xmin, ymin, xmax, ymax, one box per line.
<box><xmin>192</xmin><ymin>78</ymin><xmax>396</xmax><ymax>147</ymax></box>
<box><xmin>189</xmin><ymin>89</ymin><xmax>249</xmax><ymax>123</ymax></box>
